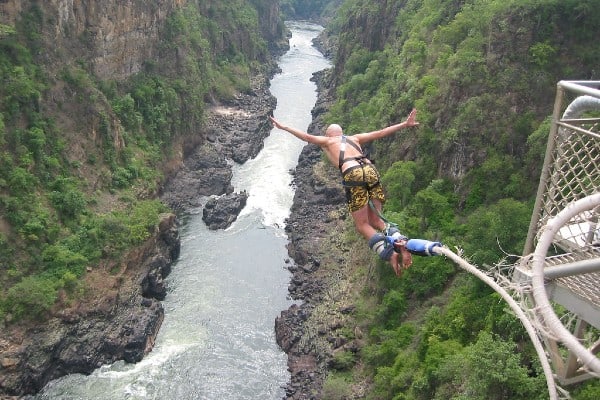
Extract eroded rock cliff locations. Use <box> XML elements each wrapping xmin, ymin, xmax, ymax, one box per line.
<box><xmin>0</xmin><ymin>0</ymin><xmax>184</xmax><ymax>80</ymax></box>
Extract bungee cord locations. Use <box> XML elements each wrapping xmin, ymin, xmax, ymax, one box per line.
<box><xmin>411</xmin><ymin>240</ymin><xmax>561</xmax><ymax>400</ymax></box>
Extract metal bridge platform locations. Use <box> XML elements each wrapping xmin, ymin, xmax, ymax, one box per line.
<box><xmin>514</xmin><ymin>80</ymin><xmax>600</xmax><ymax>385</ymax></box>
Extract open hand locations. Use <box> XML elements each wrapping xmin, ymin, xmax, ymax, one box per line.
<box><xmin>405</xmin><ymin>108</ymin><xmax>419</xmax><ymax>127</ymax></box>
<box><xmin>269</xmin><ymin>115</ymin><xmax>283</xmax><ymax>130</ymax></box>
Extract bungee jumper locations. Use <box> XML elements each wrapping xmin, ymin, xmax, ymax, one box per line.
<box><xmin>270</xmin><ymin>108</ymin><xmax>441</xmax><ymax>276</ymax></box>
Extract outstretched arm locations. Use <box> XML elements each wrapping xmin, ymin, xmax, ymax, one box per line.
<box><xmin>269</xmin><ymin>116</ymin><xmax>328</xmax><ymax>146</ymax></box>
<box><xmin>354</xmin><ymin>108</ymin><xmax>419</xmax><ymax>144</ymax></box>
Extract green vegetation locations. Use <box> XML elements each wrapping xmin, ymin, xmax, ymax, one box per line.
<box><xmin>322</xmin><ymin>0</ymin><xmax>600</xmax><ymax>398</ymax></box>
<box><xmin>0</xmin><ymin>2</ymin><xmax>274</xmax><ymax>322</ymax></box>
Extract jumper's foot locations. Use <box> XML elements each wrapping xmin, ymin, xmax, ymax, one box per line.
<box><xmin>390</xmin><ymin>241</ymin><xmax>412</xmax><ymax>277</ymax></box>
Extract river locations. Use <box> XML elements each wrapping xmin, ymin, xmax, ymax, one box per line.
<box><xmin>32</xmin><ymin>21</ymin><xmax>329</xmax><ymax>400</ymax></box>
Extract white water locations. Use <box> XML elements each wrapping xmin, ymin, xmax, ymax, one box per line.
<box><xmin>32</xmin><ymin>21</ymin><xmax>329</xmax><ymax>400</ymax></box>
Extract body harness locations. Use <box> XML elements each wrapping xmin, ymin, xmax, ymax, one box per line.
<box><xmin>338</xmin><ymin>135</ymin><xmax>386</xmax><ymax>219</ymax></box>
<box><xmin>339</xmin><ymin>135</ymin><xmax>405</xmax><ymax>255</ymax></box>
<box><xmin>338</xmin><ymin>135</ymin><xmax>367</xmax><ymax>170</ymax></box>
<box><xmin>338</xmin><ymin>135</ymin><xmax>378</xmax><ymax>188</ymax></box>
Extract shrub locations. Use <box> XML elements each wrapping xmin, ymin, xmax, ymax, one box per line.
<box><xmin>322</xmin><ymin>374</ymin><xmax>353</xmax><ymax>400</ymax></box>
<box><xmin>4</xmin><ymin>275</ymin><xmax>57</xmax><ymax>320</ymax></box>
<box><xmin>41</xmin><ymin>243</ymin><xmax>88</xmax><ymax>276</ymax></box>
<box><xmin>330</xmin><ymin>350</ymin><xmax>356</xmax><ymax>371</ymax></box>
<box><xmin>7</xmin><ymin>166</ymin><xmax>37</xmax><ymax>195</ymax></box>
<box><xmin>376</xmin><ymin>289</ymin><xmax>408</xmax><ymax>326</ymax></box>
<box><xmin>573</xmin><ymin>380</ymin><xmax>600</xmax><ymax>400</ymax></box>
<box><xmin>49</xmin><ymin>177</ymin><xmax>87</xmax><ymax>221</ymax></box>
<box><xmin>433</xmin><ymin>332</ymin><xmax>547</xmax><ymax>400</ymax></box>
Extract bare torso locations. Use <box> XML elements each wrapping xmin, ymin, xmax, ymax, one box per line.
<box><xmin>320</xmin><ymin>135</ymin><xmax>371</xmax><ymax>173</ymax></box>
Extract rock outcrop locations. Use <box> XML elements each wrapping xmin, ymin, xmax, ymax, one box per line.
<box><xmin>159</xmin><ymin>75</ymin><xmax>277</xmax><ymax>215</ymax></box>
<box><xmin>0</xmin><ymin>0</ymin><xmax>186</xmax><ymax>81</ymax></box>
<box><xmin>202</xmin><ymin>191</ymin><xmax>249</xmax><ymax>230</ymax></box>
<box><xmin>0</xmin><ymin>1</ymin><xmax>283</xmax><ymax>82</ymax></box>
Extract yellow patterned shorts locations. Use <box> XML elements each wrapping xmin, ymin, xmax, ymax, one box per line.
<box><xmin>342</xmin><ymin>164</ymin><xmax>385</xmax><ymax>213</ymax></box>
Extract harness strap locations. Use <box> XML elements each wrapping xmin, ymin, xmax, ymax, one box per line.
<box><xmin>343</xmin><ymin>179</ymin><xmax>380</xmax><ymax>190</ymax></box>
<box><xmin>338</xmin><ymin>135</ymin><xmax>368</xmax><ymax>170</ymax></box>
<box><xmin>338</xmin><ymin>135</ymin><xmax>346</xmax><ymax>169</ymax></box>
<box><xmin>369</xmin><ymin>199</ymin><xmax>396</xmax><ymax>228</ymax></box>
<box><xmin>346</xmin><ymin>136</ymin><xmax>363</xmax><ymax>152</ymax></box>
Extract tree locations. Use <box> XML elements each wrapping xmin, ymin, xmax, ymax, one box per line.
<box><xmin>434</xmin><ymin>332</ymin><xmax>547</xmax><ymax>400</ymax></box>
<box><xmin>381</xmin><ymin>160</ymin><xmax>417</xmax><ymax>210</ymax></box>
<box><xmin>463</xmin><ymin>198</ymin><xmax>531</xmax><ymax>266</ymax></box>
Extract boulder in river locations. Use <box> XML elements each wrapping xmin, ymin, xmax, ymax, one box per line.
<box><xmin>202</xmin><ymin>191</ymin><xmax>249</xmax><ymax>230</ymax></box>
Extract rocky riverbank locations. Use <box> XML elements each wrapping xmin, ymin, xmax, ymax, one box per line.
<box><xmin>159</xmin><ymin>73</ymin><xmax>277</xmax><ymax>229</ymax></box>
<box><xmin>275</xmin><ymin>66</ymin><xmax>367</xmax><ymax>398</ymax></box>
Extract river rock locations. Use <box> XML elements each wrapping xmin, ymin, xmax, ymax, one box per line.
<box><xmin>160</xmin><ymin>143</ymin><xmax>234</xmax><ymax>211</ymax></box>
<box><xmin>202</xmin><ymin>191</ymin><xmax>249</xmax><ymax>230</ymax></box>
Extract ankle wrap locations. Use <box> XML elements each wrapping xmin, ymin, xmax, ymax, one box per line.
<box><xmin>385</xmin><ymin>226</ymin><xmax>408</xmax><ymax>253</ymax></box>
<box><xmin>385</xmin><ymin>226</ymin><xmax>408</xmax><ymax>242</ymax></box>
<box><xmin>368</xmin><ymin>233</ymin><xmax>394</xmax><ymax>261</ymax></box>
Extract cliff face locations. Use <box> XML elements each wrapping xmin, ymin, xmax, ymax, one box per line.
<box><xmin>253</xmin><ymin>0</ymin><xmax>286</xmax><ymax>46</ymax></box>
<box><xmin>0</xmin><ymin>0</ymin><xmax>283</xmax><ymax>83</ymax></box>
<box><xmin>0</xmin><ymin>0</ymin><xmax>283</xmax><ymax>165</ymax></box>
<box><xmin>1</xmin><ymin>0</ymin><xmax>185</xmax><ymax>80</ymax></box>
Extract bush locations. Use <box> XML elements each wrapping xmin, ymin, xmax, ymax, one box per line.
<box><xmin>463</xmin><ymin>198</ymin><xmax>531</xmax><ymax>265</ymax></box>
<box><xmin>8</xmin><ymin>166</ymin><xmax>37</xmax><ymax>195</ymax></box>
<box><xmin>330</xmin><ymin>350</ymin><xmax>356</xmax><ymax>371</ymax></box>
<box><xmin>573</xmin><ymin>380</ymin><xmax>600</xmax><ymax>400</ymax></box>
<box><xmin>4</xmin><ymin>275</ymin><xmax>57</xmax><ymax>320</ymax></box>
<box><xmin>49</xmin><ymin>177</ymin><xmax>87</xmax><ymax>221</ymax></box>
<box><xmin>433</xmin><ymin>332</ymin><xmax>547</xmax><ymax>400</ymax></box>
<box><xmin>120</xmin><ymin>200</ymin><xmax>169</xmax><ymax>244</ymax></box>
<box><xmin>41</xmin><ymin>243</ymin><xmax>88</xmax><ymax>276</ymax></box>
<box><xmin>376</xmin><ymin>289</ymin><xmax>408</xmax><ymax>326</ymax></box>
<box><xmin>322</xmin><ymin>374</ymin><xmax>353</xmax><ymax>400</ymax></box>
<box><xmin>363</xmin><ymin>324</ymin><xmax>416</xmax><ymax>367</ymax></box>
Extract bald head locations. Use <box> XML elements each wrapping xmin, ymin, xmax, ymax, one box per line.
<box><xmin>325</xmin><ymin>124</ymin><xmax>343</xmax><ymax>137</ymax></box>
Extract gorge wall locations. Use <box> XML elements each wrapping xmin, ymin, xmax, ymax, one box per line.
<box><xmin>0</xmin><ymin>0</ymin><xmax>283</xmax><ymax>79</ymax></box>
<box><xmin>0</xmin><ymin>0</ymin><xmax>186</xmax><ymax>80</ymax></box>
